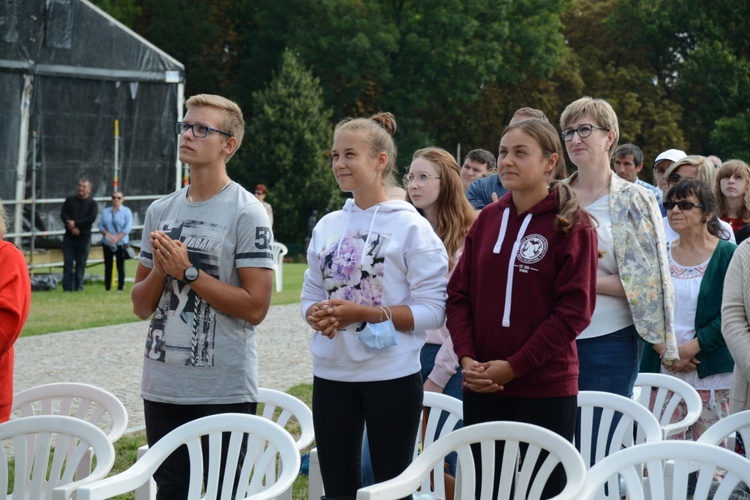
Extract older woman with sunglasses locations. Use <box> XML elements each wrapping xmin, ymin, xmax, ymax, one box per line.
<box><xmin>664</xmin><ymin>155</ymin><xmax>735</xmax><ymax>242</ymax></box>
<box><xmin>560</xmin><ymin>96</ymin><xmax>678</xmax><ymax>399</ymax></box>
<box><xmin>641</xmin><ymin>179</ymin><xmax>736</xmax><ymax>440</ymax></box>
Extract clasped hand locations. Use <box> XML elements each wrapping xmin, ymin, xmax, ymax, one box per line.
<box><xmin>150</xmin><ymin>231</ymin><xmax>190</xmax><ymax>280</ymax></box>
<box><xmin>461</xmin><ymin>358</ymin><xmax>516</xmax><ymax>393</ymax></box>
<box><xmin>307</xmin><ymin>299</ymin><xmax>362</xmax><ymax>339</ymax></box>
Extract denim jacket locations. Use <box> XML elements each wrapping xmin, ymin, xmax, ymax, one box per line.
<box><xmin>565</xmin><ymin>171</ymin><xmax>678</xmax><ymax>362</ymax></box>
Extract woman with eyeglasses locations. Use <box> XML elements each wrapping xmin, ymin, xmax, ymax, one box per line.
<box><xmin>252</xmin><ymin>184</ymin><xmax>273</xmax><ymax>227</ymax></box>
<box><xmin>301</xmin><ymin>112</ymin><xmax>449</xmax><ymax>499</ymax></box>
<box><xmin>447</xmin><ymin>118</ymin><xmax>598</xmax><ymax>497</ymax></box>
<box><xmin>641</xmin><ymin>179</ymin><xmax>736</xmax><ymax>440</ymax></box>
<box><xmin>559</xmin><ymin>96</ymin><xmax>678</xmax><ymax>398</ymax></box>
<box><xmin>714</xmin><ymin>159</ymin><xmax>750</xmax><ymax>243</ymax></box>
<box><xmin>98</xmin><ymin>191</ymin><xmax>133</xmax><ymax>292</ymax></box>
<box><xmin>663</xmin><ymin>155</ymin><xmax>735</xmax><ymax>243</ymax></box>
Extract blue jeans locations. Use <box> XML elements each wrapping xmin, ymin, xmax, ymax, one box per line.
<box><xmin>361</xmin><ymin>344</ymin><xmax>463</xmax><ymax>485</ymax></box>
<box><xmin>62</xmin><ymin>235</ymin><xmax>90</xmax><ymax>291</ymax></box>
<box><xmin>576</xmin><ymin>324</ymin><xmax>639</xmax><ymax>398</ymax></box>
<box><xmin>575</xmin><ymin>324</ymin><xmax>639</xmax><ymax>468</ymax></box>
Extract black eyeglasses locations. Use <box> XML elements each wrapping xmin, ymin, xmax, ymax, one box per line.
<box><xmin>254</xmin><ymin>191</ymin><xmax>265</xmax><ymax>195</ymax></box>
<box><xmin>561</xmin><ymin>124</ymin><xmax>609</xmax><ymax>142</ymax></box>
<box><xmin>175</xmin><ymin>121</ymin><xmax>232</xmax><ymax>138</ymax></box>
<box><xmin>111</xmin><ymin>196</ymin><xmax>122</xmax><ymax>199</ymax></box>
<box><xmin>663</xmin><ymin>200</ymin><xmax>704</xmax><ymax>211</ymax></box>
<box><xmin>667</xmin><ymin>173</ymin><xmax>683</xmax><ymax>185</ymax></box>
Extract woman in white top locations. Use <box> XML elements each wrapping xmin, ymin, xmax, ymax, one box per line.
<box><xmin>560</xmin><ymin>96</ymin><xmax>677</xmax><ymax>397</ymax></box>
<box><xmin>301</xmin><ymin>112</ymin><xmax>448</xmax><ymax>498</ymax></box>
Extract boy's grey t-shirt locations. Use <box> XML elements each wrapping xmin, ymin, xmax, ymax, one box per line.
<box><xmin>139</xmin><ymin>182</ymin><xmax>273</xmax><ymax>405</ymax></box>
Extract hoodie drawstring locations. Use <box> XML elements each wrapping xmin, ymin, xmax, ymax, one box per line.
<box><xmin>360</xmin><ymin>204</ymin><xmax>381</xmax><ymax>265</ymax></box>
<box><xmin>501</xmin><ymin>212</ymin><xmax>533</xmax><ymax>327</ymax></box>
<box><xmin>335</xmin><ymin>202</ymin><xmax>382</xmax><ymax>266</ymax></box>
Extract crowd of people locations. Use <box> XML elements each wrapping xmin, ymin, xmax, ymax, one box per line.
<box><xmin>4</xmin><ymin>90</ymin><xmax>750</xmax><ymax>498</ymax></box>
<box><xmin>301</xmin><ymin>96</ymin><xmax>750</xmax><ymax>498</ymax></box>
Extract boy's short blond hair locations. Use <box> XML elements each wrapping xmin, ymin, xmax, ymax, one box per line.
<box><xmin>185</xmin><ymin>94</ymin><xmax>245</xmax><ymax>161</ymax></box>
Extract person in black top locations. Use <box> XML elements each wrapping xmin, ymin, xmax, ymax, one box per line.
<box><xmin>60</xmin><ymin>178</ymin><xmax>98</xmax><ymax>291</ymax></box>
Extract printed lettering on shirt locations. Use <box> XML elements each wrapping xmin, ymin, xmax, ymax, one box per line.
<box><xmin>517</xmin><ymin>234</ymin><xmax>548</xmax><ymax>264</ymax></box>
<box><xmin>145</xmin><ymin>218</ymin><xmax>226</xmax><ymax>367</ymax></box>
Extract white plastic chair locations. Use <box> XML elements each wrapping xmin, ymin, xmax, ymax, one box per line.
<box><xmin>308</xmin><ymin>391</ymin><xmax>463</xmax><ymax>500</ymax></box>
<box><xmin>271</xmin><ymin>242</ymin><xmax>288</xmax><ymax>292</ymax></box>
<box><xmin>76</xmin><ymin>413</ymin><xmax>300</xmax><ymax>500</ymax></box>
<box><xmin>575</xmin><ymin>391</ymin><xmax>662</xmax><ymax>498</ymax></box>
<box><xmin>136</xmin><ymin>388</ymin><xmax>313</xmax><ymax>500</ymax></box>
<box><xmin>577</xmin><ymin>440</ymin><xmax>750</xmax><ymax>500</ymax></box>
<box><xmin>11</xmin><ymin>382</ymin><xmax>128</xmax><ymax>479</ymax></box>
<box><xmin>698</xmin><ymin>409</ymin><xmax>750</xmax><ymax>451</ymax></box>
<box><xmin>633</xmin><ymin>372</ymin><xmax>702</xmax><ymax>439</ymax></box>
<box><xmin>356</xmin><ymin>421</ymin><xmax>587</xmax><ymax>500</ymax></box>
<box><xmin>0</xmin><ymin>415</ymin><xmax>115</xmax><ymax>500</ymax></box>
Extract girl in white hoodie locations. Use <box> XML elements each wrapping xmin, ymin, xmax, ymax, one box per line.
<box><xmin>301</xmin><ymin>113</ymin><xmax>449</xmax><ymax>499</ymax></box>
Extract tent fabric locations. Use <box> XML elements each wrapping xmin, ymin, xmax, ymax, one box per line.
<box><xmin>0</xmin><ymin>0</ymin><xmax>184</xmax><ymax>248</ymax></box>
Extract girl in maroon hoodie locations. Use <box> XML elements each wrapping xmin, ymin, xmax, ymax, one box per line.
<box><xmin>447</xmin><ymin>118</ymin><xmax>598</xmax><ymax>497</ymax></box>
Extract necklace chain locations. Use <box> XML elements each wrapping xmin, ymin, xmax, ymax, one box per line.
<box><xmin>187</xmin><ymin>180</ymin><xmax>231</xmax><ymax>203</ymax></box>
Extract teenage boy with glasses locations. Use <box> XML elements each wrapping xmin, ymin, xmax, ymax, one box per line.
<box><xmin>132</xmin><ymin>94</ymin><xmax>274</xmax><ymax>498</ymax></box>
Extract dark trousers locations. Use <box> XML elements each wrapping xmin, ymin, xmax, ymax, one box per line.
<box><xmin>103</xmin><ymin>245</ymin><xmax>126</xmax><ymax>291</ymax></box>
<box><xmin>463</xmin><ymin>391</ymin><xmax>578</xmax><ymax>499</ymax></box>
<box><xmin>143</xmin><ymin>399</ymin><xmax>257</xmax><ymax>499</ymax></box>
<box><xmin>62</xmin><ymin>235</ymin><xmax>90</xmax><ymax>291</ymax></box>
<box><xmin>313</xmin><ymin>373</ymin><xmax>423</xmax><ymax>499</ymax></box>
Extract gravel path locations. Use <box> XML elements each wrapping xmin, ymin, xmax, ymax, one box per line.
<box><xmin>13</xmin><ymin>303</ymin><xmax>313</xmax><ymax>433</ymax></box>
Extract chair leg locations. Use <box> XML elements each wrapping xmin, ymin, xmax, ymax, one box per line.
<box><xmin>308</xmin><ymin>447</ymin><xmax>324</xmax><ymax>500</ymax></box>
<box><xmin>135</xmin><ymin>444</ymin><xmax>156</xmax><ymax>500</ymax></box>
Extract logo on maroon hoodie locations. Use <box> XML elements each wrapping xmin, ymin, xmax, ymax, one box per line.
<box><xmin>517</xmin><ymin>235</ymin><xmax>548</xmax><ymax>264</ymax></box>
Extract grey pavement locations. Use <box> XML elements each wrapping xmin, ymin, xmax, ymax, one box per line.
<box><xmin>13</xmin><ymin>303</ymin><xmax>313</xmax><ymax>433</ymax></box>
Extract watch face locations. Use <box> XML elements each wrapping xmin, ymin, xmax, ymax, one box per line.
<box><xmin>185</xmin><ymin>266</ymin><xmax>199</xmax><ymax>281</ymax></box>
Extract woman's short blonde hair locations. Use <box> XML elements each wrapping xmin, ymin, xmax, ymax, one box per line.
<box><xmin>559</xmin><ymin>96</ymin><xmax>619</xmax><ymax>158</ymax></box>
<box><xmin>666</xmin><ymin>155</ymin><xmax>715</xmax><ymax>188</ymax></box>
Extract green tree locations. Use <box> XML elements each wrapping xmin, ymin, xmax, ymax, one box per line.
<box><xmin>558</xmin><ymin>0</ymin><xmax>686</xmax><ymax>179</ymax></box>
<box><xmin>709</xmin><ymin>112</ymin><xmax>750</xmax><ymax>162</ymax></box>
<box><xmin>232</xmin><ymin>50</ymin><xmax>339</xmax><ymax>247</ymax></box>
<box><xmin>613</xmin><ymin>0</ymin><xmax>750</xmax><ymax>153</ymax></box>
<box><xmin>89</xmin><ymin>0</ymin><xmax>142</xmax><ymax>26</ymax></box>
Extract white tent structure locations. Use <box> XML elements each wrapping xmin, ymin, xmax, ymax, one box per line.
<box><xmin>0</xmin><ymin>0</ymin><xmax>185</xmax><ymax>264</ymax></box>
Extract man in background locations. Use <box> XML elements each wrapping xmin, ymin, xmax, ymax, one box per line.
<box><xmin>460</xmin><ymin>149</ymin><xmax>495</xmax><ymax>191</ymax></box>
<box><xmin>60</xmin><ymin>178</ymin><xmax>97</xmax><ymax>292</ymax></box>
<box><xmin>613</xmin><ymin>144</ymin><xmax>663</xmax><ymax>205</ymax></box>
<box><xmin>467</xmin><ymin>107</ymin><xmax>548</xmax><ymax>209</ymax></box>
<box><xmin>653</xmin><ymin>148</ymin><xmax>687</xmax><ymax>216</ymax></box>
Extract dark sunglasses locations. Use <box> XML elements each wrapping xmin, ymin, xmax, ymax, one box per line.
<box><xmin>663</xmin><ymin>200</ymin><xmax>703</xmax><ymax>211</ymax></box>
<box><xmin>111</xmin><ymin>196</ymin><xmax>122</xmax><ymax>199</ymax></box>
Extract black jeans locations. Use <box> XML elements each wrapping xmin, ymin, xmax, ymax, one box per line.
<box><xmin>313</xmin><ymin>373</ymin><xmax>423</xmax><ymax>499</ymax></box>
<box><xmin>463</xmin><ymin>391</ymin><xmax>577</xmax><ymax>499</ymax></box>
<box><xmin>103</xmin><ymin>245</ymin><xmax>126</xmax><ymax>291</ymax></box>
<box><xmin>62</xmin><ymin>235</ymin><xmax>90</xmax><ymax>291</ymax></box>
<box><xmin>143</xmin><ymin>400</ymin><xmax>257</xmax><ymax>499</ymax></box>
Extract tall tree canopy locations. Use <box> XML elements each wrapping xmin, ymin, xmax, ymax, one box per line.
<box><xmin>92</xmin><ymin>0</ymin><xmax>750</xmax><ymax>244</ymax></box>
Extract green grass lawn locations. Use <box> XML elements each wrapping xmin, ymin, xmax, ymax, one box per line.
<box><xmin>23</xmin><ymin>262</ymin><xmax>307</xmax><ymax>337</ymax></box>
